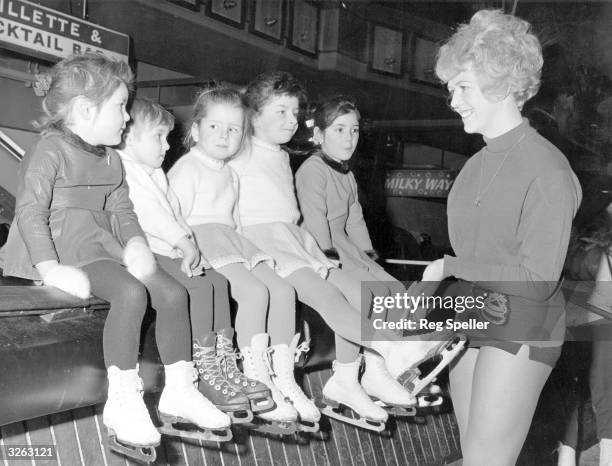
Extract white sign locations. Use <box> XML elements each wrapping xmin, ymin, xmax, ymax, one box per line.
<box><xmin>0</xmin><ymin>0</ymin><xmax>129</xmax><ymax>62</ymax></box>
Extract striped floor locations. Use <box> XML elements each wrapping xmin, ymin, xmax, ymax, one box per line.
<box><xmin>0</xmin><ymin>369</ymin><xmax>461</xmax><ymax>466</ymax></box>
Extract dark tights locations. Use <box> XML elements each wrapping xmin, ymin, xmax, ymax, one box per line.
<box><xmin>82</xmin><ymin>260</ymin><xmax>191</xmax><ymax>369</ymax></box>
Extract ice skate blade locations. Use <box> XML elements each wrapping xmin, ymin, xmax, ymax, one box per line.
<box><xmin>228</xmin><ymin>408</ymin><xmax>254</xmax><ymax>424</ymax></box>
<box><xmin>106</xmin><ymin>430</ymin><xmax>158</xmax><ymax>464</ymax></box>
<box><xmin>249</xmin><ymin>394</ymin><xmax>276</xmax><ymax>413</ymax></box>
<box><xmin>320</xmin><ymin>399</ymin><xmax>386</xmax><ymax>433</ymax></box>
<box><xmin>297</xmin><ymin>419</ymin><xmax>320</xmax><ymax>433</ymax></box>
<box><xmin>158</xmin><ymin>413</ymin><xmax>233</xmax><ymax>443</ymax></box>
<box><xmin>246</xmin><ymin>417</ymin><xmax>298</xmax><ymax>436</ymax></box>
<box><xmin>373</xmin><ymin>399</ymin><xmax>417</xmax><ymax>418</ymax></box>
<box><xmin>417</xmin><ymin>394</ymin><xmax>444</xmax><ymax>409</ymax></box>
<box><xmin>398</xmin><ymin>334</ymin><xmax>467</xmax><ymax>396</ymax></box>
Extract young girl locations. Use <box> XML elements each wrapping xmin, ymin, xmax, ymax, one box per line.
<box><xmin>2</xmin><ymin>53</ymin><xmax>231</xmax><ymax>462</ymax></box>
<box><xmin>168</xmin><ymin>86</ymin><xmax>320</xmax><ymax>433</ymax></box>
<box><xmin>231</xmin><ymin>72</ymin><xmax>458</xmax><ymax>431</ymax></box>
<box><xmin>427</xmin><ymin>10</ymin><xmax>581</xmax><ymax>464</ymax></box>
<box><xmin>118</xmin><ymin>97</ymin><xmax>257</xmax><ymax>424</ymax></box>
<box><xmin>295</xmin><ymin>95</ymin><xmax>443</xmax><ymax>409</ymax></box>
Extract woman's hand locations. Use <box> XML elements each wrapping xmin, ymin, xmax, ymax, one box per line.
<box><xmin>176</xmin><ymin>235</ymin><xmax>201</xmax><ymax>277</ymax></box>
<box><xmin>422</xmin><ymin>258</ymin><xmax>446</xmax><ymax>282</ymax></box>
<box><xmin>36</xmin><ymin>260</ymin><xmax>91</xmax><ymax>299</ymax></box>
<box><xmin>123</xmin><ymin>237</ymin><xmax>156</xmax><ymax>279</ymax></box>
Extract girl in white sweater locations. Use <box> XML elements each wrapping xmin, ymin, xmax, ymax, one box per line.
<box><xmin>168</xmin><ymin>87</ymin><xmax>320</xmax><ymax>433</ymax></box>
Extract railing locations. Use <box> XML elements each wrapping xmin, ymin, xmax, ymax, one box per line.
<box><xmin>0</xmin><ymin>130</ymin><xmax>25</xmax><ymax>162</ymax></box>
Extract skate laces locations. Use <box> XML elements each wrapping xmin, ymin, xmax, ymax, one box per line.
<box><xmin>264</xmin><ymin>347</ymin><xmax>276</xmax><ymax>377</ymax></box>
<box><xmin>294</xmin><ymin>339</ymin><xmax>311</xmax><ymax>363</ymax></box>
<box><xmin>269</xmin><ymin>346</ymin><xmax>311</xmax><ymax>403</ymax></box>
<box><xmin>217</xmin><ymin>337</ymin><xmax>256</xmax><ymax>388</ymax></box>
<box><xmin>196</xmin><ymin>346</ymin><xmax>237</xmax><ymax>396</ymax></box>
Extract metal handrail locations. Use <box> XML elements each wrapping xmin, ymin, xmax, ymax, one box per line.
<box><xmin>385</xmin><ymin>259</ymin><xmax>432</xmax><ymax>266</ymax></box>
<box><xmin>0</xmin><ymin>130</ymin><xmax>25</xmax><ymax>162</ymax></box>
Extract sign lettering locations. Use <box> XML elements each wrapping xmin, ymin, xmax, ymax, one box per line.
<box><xmin>0</xmin><ymin>0</ymin><xmax>129</xmax><ymax>62</ymax></box>
<box><xmin>385</xmin><ymin>169</ymin><xmax>456</xmax><ymax>198</ymax></box>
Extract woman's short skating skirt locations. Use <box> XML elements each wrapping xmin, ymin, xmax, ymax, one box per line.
<box><xmin>241</xmin><ymin>222</ymin><xmax>336</xmax><ymax>278</ymax></box>
<box><xmin>192</xmin><ymin>223</ymin><xmax>273</xmax><ymax>271</ymax></box>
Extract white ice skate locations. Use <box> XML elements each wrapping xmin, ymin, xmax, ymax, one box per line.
<box><xmin>103</xmin><ymin>365</ymin><xmax>160</xmax><ymax>463</ymax></box>
<box><xmin>268</xmin><ymin>334</ymin><xmax>320</xmax><ymax>432</ymax></box>
<box><xmin>372</xmin><ymin>331</ymin><xmax>466</xmax><ymax>397</ymax></box>
<box><xmin>158</xmin><ymin>360</ymin><xmax>233</xmax><ymax>443</ymax></box>
<box><xmin>361</xmin><ymin>351</ymin><xmax>417</xmax><ymax>418</ymax></box>
<box><xmin>321</xmin><ymin>356</ymin><xmax>388</xmax><ymax>433</ymax></box>
<box><xmin>241</xmin><ymin>333</ymin><xmax>299</xmax><ymax>435</ymax></box>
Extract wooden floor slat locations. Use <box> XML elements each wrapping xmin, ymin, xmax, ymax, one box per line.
<box><xmin>72</xmin><ymin>406</ymin><xmax>108</xmax><ymax>466</ymax></box>
<box><xmin>92</xmin><ymin>404</ymin><xmax>130</xmax><ymax>466</ymax></box>
<box><xmin>24</xmin><ymin>416</ymin><xmax>57</xmax><ymax>466</ymax></box>
<box><xmin>48</xmin><ymin>411</ymin><xmax>85</xmax><ymax>466</ymax></box>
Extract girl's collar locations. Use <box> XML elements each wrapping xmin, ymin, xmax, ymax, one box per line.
<box><xmin>52</xmin><ymin>124</ymin><xmax>107</xmax><ymax>157</ymax></box>
<box><xmin>191</xmin><ymin>146</ymin><xmax>226</xmax><ymax>169</ymax></box>
<box><xmin>318</xmin><ymin>150</ymin><xmax>351</xmax><ymax>174</ymax></box>
<box><xmin>252</xmin><ymin>136</ymin><xmax>282</xmax><ymax>152</ymax></box>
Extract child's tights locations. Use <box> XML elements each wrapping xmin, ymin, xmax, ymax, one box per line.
<box><xmin>82</xmin><ymin>260</ymin><xmax>191</xmax><ymax>369</ymax></box>
<box><xmin>216</xmin><ymin>262</ymin><xmax>295</xmax><ymax>347</ymax></box>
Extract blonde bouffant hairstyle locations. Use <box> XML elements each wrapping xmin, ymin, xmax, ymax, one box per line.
<box><xmin>435</xmin><ymin>9</ymin><xmax>543</xmax><ymax>108</ymax></box>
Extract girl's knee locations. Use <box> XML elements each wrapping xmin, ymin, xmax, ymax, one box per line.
<box><xmin>317</xmin><ymin>281</ymin><xmax>348</xmax><ymax>306</ymax></box>
<box><xmin>163</xmin><ymin>278</ymin><xmax>189</xmax><ymax>304</ymax></box>
<box><xmin>387</xmin><ymin>280</ymin><xmax>405</xmax><ymax>295</ymax></box>
<box><xmin>236</xmin><ymin>277</ymin><xmax>269</xmax><ymax>305</ymax></box>
<box><xmin>273</xmin><ymin>279</ymin><xmax>295</xmax><ymax>303</ymax></box>
<box><xmin>209</xmin><ymin>271</ymin><xmax>230</xmax><ymax>291</ymax></box>
<box><xmin>192</xmin><ymin>276</ymin><xmax>214</xmax><ymax>296</ymax></box>
<box><xmin>114</xmin><ymin>278</ymin><xmax>148</xmax><ymax>308</ymax></box>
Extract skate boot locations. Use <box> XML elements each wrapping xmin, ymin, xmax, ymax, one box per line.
<box><xmin>158</xmin><ymin>360</ymin><xmax>233</xmax><ymax>442</ymax></box>
<box><xmin>193</xmin><ymin>333</ymin><xmax>253</xmax><ymax>423</ymax></box>
<box><xmin>321</xmin><ymin>356</ymin><xmax>388</xmax><ymax>432</ymax></box>
<box><xmin>103</xmin><ymin>365</ymin><xmax>160</xmax><ymax>463</ymax></box>
<box><xmin>268</xmin><ymin>334</ymin><xmax>320</xmax><ymax>432</ymax></box>
<box><xmin>216</xmin><ymin>328</ymin><xmax>274</xmax><ymax>413</ymax></box>
<box><xmin>241</xmin><ymin>333</ymin><xmax>299</xmax><ymax>435</ymax></box>
<box><xmin>370</xmin><ymin>330</ymin><xmax>466</xmax><ymax>397</ymax></box>
<box><xmin>361</xmin><ymin>351</ymin><xmax>417</xmax><ymax>418</ymax></box>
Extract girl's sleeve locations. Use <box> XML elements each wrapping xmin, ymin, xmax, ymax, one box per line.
<box><xmin>105</xmin><ymin>163</ymin><xmax>145</xmax><ymax>245</ymax></box>
<box><xmin>129</xmin><ymin>176</ymin><xmax>187</xmax><ymax>248</ymax></box>
<box><xmin>168</xmin><ymin>160</ymin><xmax>198</xmax><ymax>221</ymax></box>
<box><xmin>14</xmin><ymin>141</ymin><xmax>61</xmax><ymax>264</ymax></box>
<box><xmin>345</xmin><ymin>173</ymin><xmax>374</xmax><ymax>251</ymax></box>
<box><xmin>444</xmin><ymin>169</ymin><xmax>582</xmax><ymax>300</ymax></box>
<box><xmin>295</xmin><ymin>161</ymin><xmax>333</xmax><ymax>250</ymax></box>
<box><xmin>167</xmin><ymin>185</ymin><xmax>194</xmax><ymax>240</ymax></box>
